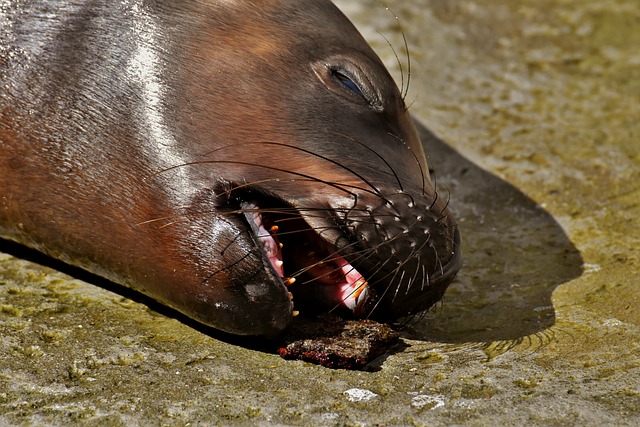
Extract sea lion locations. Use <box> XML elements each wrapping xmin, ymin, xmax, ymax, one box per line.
<box><xmin>0</xmin><ymin>0</ymin><xmax>461</xmax><ymax>336</ymax></box>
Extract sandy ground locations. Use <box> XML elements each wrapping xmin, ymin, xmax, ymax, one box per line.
<box><xmin>1</xmin><ymin>0</ymin><xmax>639</xmax><ymax>425</ymax></box>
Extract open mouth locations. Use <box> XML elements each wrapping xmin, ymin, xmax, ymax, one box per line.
<box><xmin>240</xmin><ymin>199</ymin><xmax>370</xmax><ymax>318</ymax></box>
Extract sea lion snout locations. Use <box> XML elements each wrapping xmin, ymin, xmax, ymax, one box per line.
<box><xmin>254</xmin><ymin>180</ymin><xmax>461</xmax><ymax>324</ymax></box>
<box><xmin>343</xmin><ymin>188</ymin><xmax>461</xmax><ymax>320</ymax></box>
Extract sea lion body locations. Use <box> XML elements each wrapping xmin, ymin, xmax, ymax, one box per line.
<box><xmin>0</xmin><ymin>0</ymin><xmax>461</xmax><ymax>336</ymax></box>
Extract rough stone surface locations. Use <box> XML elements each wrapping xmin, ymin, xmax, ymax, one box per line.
<box><xmin>1</xmin><ymin>0</ymin><xmax>639</xmax><ymax>425</ymax></box>
<box><xmin>277</xmin><ymin>315</ymin><xmax>402</xmax><ymax>370</ymax></box>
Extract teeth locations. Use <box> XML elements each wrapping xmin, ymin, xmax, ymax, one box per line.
<box><xmin>270</xmin><ymin>225</ymin><xmax>279</xmax><ymax>233</ymax></box>
<box><xmin>275</xmin><ymin>260</ymin><xmax>283</xmax><ymax>268</ymax></box>
<box><xmin>351</xmin><ymin>278</ymin><xmax>368</xmax><ymax>300</ymax></box>
<box><xmin>284</xmin><ymin>277</ymin><xmax>296</xmax><ymax>286</ymax></box>
<box><xmin>288</xmin><ymin>292</ymin><xmax>294</xmax><ymax>300</ymax></box>
<box><xmin>292</xmin><ymin>310</ymin><xmax>300</xmax><ymax>317</ymax></box>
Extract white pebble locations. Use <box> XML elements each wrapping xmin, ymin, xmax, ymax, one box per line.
<box><xmin>343</xmin><ymin>388</ymin><xmax>378</xmax><ymax>402</ymax></box>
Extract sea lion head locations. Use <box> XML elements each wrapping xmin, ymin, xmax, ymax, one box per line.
<box><xmin>156</xmin><ymin>0</ymin><xmax>461</xmax><ymax>335</ymax></box>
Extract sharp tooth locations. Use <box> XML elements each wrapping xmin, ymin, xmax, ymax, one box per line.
<box><xmin>288</xmin><ymin>292</ymin><xmax>294</xmax><ymax>300</ymax></box>
<box><xmin>292</xmin><ymin>310</ymin><xmax>300</xmax><ymax>317</ymax></box>
<box><xmin>284</xmin><ymin>277</ymin><xmax>296</xmax><ymax>286</ymax></box>
<box><xmin>352</xmin><ymin>280</ymin><xmax>368</xmax><ymax>300</ymax></box>
<box><xmin>279</xmin><ymin>242</ymin><xmax>283</xmax><ymax>249</ymax></box>
<box><xmin>270</xmin><ymin>225</ymin><xmax>279</xmax><ymax>233</ymax></box>
<box><xmin>275</xmin><ymin>260</ymin><xmax>284</xmax><ymax>268</ymax></box>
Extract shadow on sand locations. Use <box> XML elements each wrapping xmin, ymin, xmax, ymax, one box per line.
<box><xmin>405</xmin><ymin>121</ymin><xmax>583</xmax><ymax>347</ymax></box>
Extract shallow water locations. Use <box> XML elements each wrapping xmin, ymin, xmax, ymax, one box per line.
<box><xmin>1</xmin><ymin>0</ymin><xmax>639</xmax><ymax>425</ymax></box>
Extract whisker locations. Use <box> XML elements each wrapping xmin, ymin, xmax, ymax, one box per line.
<box><xmin>204</xmin><ymin>238</ymin><xmax>256</xmax><ymax>282</ymax></box>
<box><xmin>292</xmin><ymin>239</ymin><xmax>374</xmax><ymax>282</ymax></box>
<box><xmin>382</xmin><ymin>5</ymin><xmax>412</xmax><ymax>101</ymax></box>
<box><xmin>432</xmin><ymin>245</ymin><xmax>444</xmax><ymax>277</ymax></box>
<box><xmin>387</xmin><ymin>131</ymin><xmax>427</xmax><ymax>197</ymax></box>
<box><xmin>154</xmin><ymin>139</ymin><xmax>396</xmax><ymax>204</ymax></box>
<box><xmin>377</xmin><ymin>28</ymin><xmax>405</xmax><ymax>102</ymax></box>
<box><xmin>383</xmin><ymin>237</ymin><xmax>429</xmax><ymax>301</ymax></box>
<box><xmin>330</xmin><ymin>254</ymin><xmax>396</xmax><ymax>315</ymax></box>
<box><xmin>157</xmin><ymin>218</ymin><xmax>190</xmax><ymax>229</ymax></box>
<box><xmin>439</xmin><ymin>184</ymin><xmax>452</xmax><ymax>213</ymax></box>
<box><xmin>135</xmin><ymin>212</ymin><xmax>189</xmax><ymax>227</ymax></box>
<box><xmin>214</xmin><ymin>178</ymin><xmax>295</xmax><ymax>199</ymax></box>
<box><xmin>220</xmin><ymin>229</ymin><xmax>247</xmax><ymax>258</ymax></box>
<box><xmin>391</xmin><ymin>269</ymin><xmax>407</xmax><ymax>304</ymax></box>
<box><xmin>251</xmin><ymin>141</ymin><xmax>384</xmax><ymax>196</ymax></box>
<box><xmin>420</xmin><ymin>264</ymin><xmax>427</xmax><ymax>291</ymax></box>
<box><xmin>364</xmin><ymin>261</ymin><xmax>403</xmax><ymax>318</ymax></box>
<box><xmin>153</xmin><ymin>159</ymin><xmax>362</xmax><ymax>200</ymax></box>
<box><xmin>404</xmin><ymin>253</ymin><xmax>425</xmax><ymax>295</ymax></box>
<box><xmin>331</xmin><ymin>130</ymin><xmax>404</xmax><ymax>193</ymax></box>
<box><xmin>355</xmin><ymin>214</ymin><xmax>431</xmax><ymax>297</ymax></box>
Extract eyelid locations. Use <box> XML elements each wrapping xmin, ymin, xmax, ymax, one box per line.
<box><xmin>312</xmin><ymin>57</ymin><xmax>384</xmax><ymax>112</ymax></box>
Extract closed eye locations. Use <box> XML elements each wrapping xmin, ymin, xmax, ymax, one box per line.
<box><xmin>332</xmin><ymin>69</ymin><xmax>365</xmax><ymax>99</ymax></box>
<box><xmin>313</xmin><ymin>56</ymin><xmax>383</xmax><ymax>112</ymax></box>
